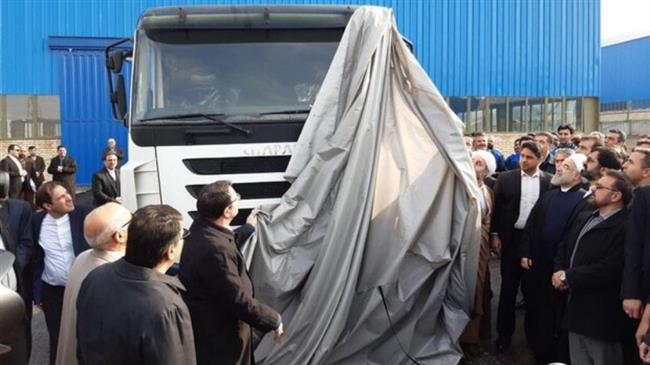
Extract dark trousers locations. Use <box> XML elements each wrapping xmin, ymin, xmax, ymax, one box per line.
<box><xmin>42</xmin><ymin>282</ymin><xmax>65</xmax><ymax>365</ymax></box>
<box><xmin>525</xmin><ymin>262</ymin><xmax>570</xmax><ymax>363</ymax></box>
<box><xmin>497</xmin><ymin>229</ymin><xmax>532</xmax><ymax>341</ymax></box>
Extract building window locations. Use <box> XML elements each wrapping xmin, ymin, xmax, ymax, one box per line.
<box><xmin>0</xmin><ymin>95</ymin><xmax>60</xmax><ymax>139</ymax></box>
<box><xmin>447</xmin><ymin>96</ymin><xmax>587</xmax><ymax>133</ymax></box>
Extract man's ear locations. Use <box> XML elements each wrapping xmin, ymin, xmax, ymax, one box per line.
<box><xmin>42</xmin><ymin>203</ymin><xmax>52</xmax><ymax>212</ymax></box>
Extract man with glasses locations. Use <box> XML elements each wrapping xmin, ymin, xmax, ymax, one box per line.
<box><xmin>180</xmin><ymin>180</ymin><xmax>283</xmax><ymax>365</ymax></box>
<box><xmin>0</xmin><ymin>144</ymin><xmax>28</xmax><ymax>199</ymax></box>
<box><xmin>55</xmin><ymin>202</ymin><xmax>131</xmax><ymax>365</ymax></box>
<box><xmin>76</xmin><ymin>205</ymin><xmax>196</xmax><ymax>364</ymax></box>
<box><xmin>552</xmin><ymin>170</ymin><xmax>633</xmax><ymax>365</ymax></box>
<box><xmin>32</xmin><ymin>181</ymin><xmax>92</xmax><ymax>365</ymax></box>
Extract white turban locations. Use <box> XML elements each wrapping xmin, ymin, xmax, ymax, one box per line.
<box><xmin>472</xmin><ymin>150</ymin><xmax>497</xmax><ymax>175</ymax></box>
<box><xmin>566</xmin><ymin>153</ymin><xmax>587</xmax><ymax>173</ymax></box>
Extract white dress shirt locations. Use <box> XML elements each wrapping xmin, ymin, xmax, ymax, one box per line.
<box><xmin>514</xmin><ymin>169</ymin><xmax>541</xmax><ymax>229</ymax></box>
<box><xmin>0</xmin><ymin>235</ymin><xmax>18</xmax><ymax>291</ymax></box>
<box><xmin>40</xmin><ymin>213</ymin><xmax>75</xmax><ymax>286</ymax></box>
<box><xmin>107</xmin><ymin>168</ymin><xmax>116</xmax><ymax>181</ymax></box>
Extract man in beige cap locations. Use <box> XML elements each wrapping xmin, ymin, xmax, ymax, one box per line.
<box><xmin>55</xmin><ymin>202</ymin><xmax>131</xmax><ymax>365</ymax></box>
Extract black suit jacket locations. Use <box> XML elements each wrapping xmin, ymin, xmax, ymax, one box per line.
<box><xmin>31</xmin><ymin>205</ymin><xmax>92</xmax><ymax>303</ymax></box>
<box><xmin>555</xmin><ymin>209</ymin><xmax>629</xmax><ymax>341</ymax></box>
<box><xmin>622</xmin><ymin>186</ymin><xmax>650</xmax><ymax>301</ymax></box>
<box><xmin>29</xmin><ymin>155</ymin><xmax>46</xmax><ymax>186</ymax></box>
<box><xmin>0</xmin><ymin>199</ymin><xmax>33</xmax><ymax>271</ymax></box>
<box><xmin>489</xmin><ymin>169</ymin><xmax>552</xmax><ymax>245</ymax></box>
<box><xmin>91</xmin><ymin>167</ymin><xmax>121</xmax><ymax>206</ymax></box>
<box><xmin>0</xmin><ymin>156</ymin><xmax>24</xmax><ymax>199</ymax></box>
<box><xmin>46</xmin><ymin>156</ymin><xmax>77</xmax><ymax>196</ymax></box>
<box><xmin>179</xmin><ymin>218</ymin><xmax>279</xmax><ymax>365</ymax></box>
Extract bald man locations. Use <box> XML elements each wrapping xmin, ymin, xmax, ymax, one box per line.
<box><xmin>55</xmin><ymin>203</ymin><xmax>131</xmax><ymax>365</ymax></box>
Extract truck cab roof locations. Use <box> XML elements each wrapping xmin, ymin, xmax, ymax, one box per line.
<box><xmin>138</xmin><ymin>5</ymin><xmax>357</xmax><ymax>30</ymax></box>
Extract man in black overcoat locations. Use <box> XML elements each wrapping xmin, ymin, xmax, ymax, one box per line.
<box><xmin>180</xmin><ymin>180</ymin><xmax>283</xmax><ymax>365</ymax></box>
<box><xmin>553</xmin><ymin>170</ymin><xmax>633</xmax><ymax>364</ymax></box>
<box><xmin>46</xmin><ymin>145</ymin><xmax>77</xmax><ymax>199</ymax></box>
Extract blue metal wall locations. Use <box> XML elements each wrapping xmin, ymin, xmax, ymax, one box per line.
<box><xmin>0</xmin><ymin>0</ymin><xmax>600</xmax><ymax>185</ymax></box>
<box><xmin>601</xmin><ymin>36</ymin><xmax>650</xmax><ymax>103</ymax></box>
<box><xmin>1</xmin><ymin>0</ymin><xmax>600</xmax><ymax>97</ymax></box>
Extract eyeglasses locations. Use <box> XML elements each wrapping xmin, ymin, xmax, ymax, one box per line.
<box><xmin>593</xmin><ymin>184</ymin><xmax>619</xmax><ymax>193</ymax></box>
<box><xmin>230</xmin><ymin>193</ymin><xmax>241</xmax><ymax>205</ymax></box>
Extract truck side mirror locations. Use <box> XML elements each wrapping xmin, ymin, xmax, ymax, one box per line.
<box><xmin>111</xmin><ymin>75</ymin><xmax>127</xmax><ymax>122</ymax></box>
<box><xmin>107</xmin><ymin>50</ymin><xmax>131</xmax><ymax>74</ymax></box>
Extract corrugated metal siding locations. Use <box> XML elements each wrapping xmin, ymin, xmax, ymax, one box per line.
<box><xmin>1</xmin><ymin>0</ymin><xmax>600</xmax><ymax>97</ymax></box>
<box><xmin>57</xmin><ymin>50</ymin><xmax>129</xmax><ymax>186</ymax></box>
<box><xmin>601</xmin><ymin>36</ymin><xmax>650</xmax><ymax>103</ymax></box>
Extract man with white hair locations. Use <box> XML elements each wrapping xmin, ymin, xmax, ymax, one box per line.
<box><xmin>518</xmin><ymin>153</ymin><xmax>589</xmax><ymax>364</ymax></box>
<box><xmin>55</xmin><ymin>202</ymin><xmax>131</xmax><ymax>365</ymax></box>
<box><xmin>460</xmin><ymin>149</ymin><xmax>496</xmax><ymax>354</ymax></box>
<box><xmin>102</xmin><ymin>137</ymin><xmax>125</xmax><ymax>162</ymax></box>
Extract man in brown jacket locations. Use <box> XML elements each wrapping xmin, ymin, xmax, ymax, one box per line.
<box><xmin>180</xmin><ymin>180</ymin><xmax>283</xmax><ymax>365</ymax></box>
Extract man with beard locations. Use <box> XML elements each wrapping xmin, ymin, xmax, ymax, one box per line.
<box><xmin>578</xmin><ymin>136</ymin><xmax>602</xmax><ymax>157</ymax></box>
<box><xmin>491</xmin><ymin>141</ymin><xmax>553</xmax><ymax>352</ymax></box>
<box><xmin>553</xmin><ymin>170</ymin><xmax>633</xmax><ymax>365</ymax></box>
<box><xmin>519</xmin><ymin>153</ymin><xmax>588</xmax><ymax>364</ymax></box>
<box><xmin>585</xmin><ymin>147</ymin><xmax>622</xmax><ymax>184</ymax></box>
<box><xmin>460</xmin><ymin>150</ymin><xmax>497</xmax><ymax>355</ymax></box>
<box><xmin>620</xmin><ymin>148</ymin><xmax>650</xmax><ymax>362</ymax></box>
<box><xmin>534</xmin><ymin>132</ymin><xmax>556</xmax><ymax>174</ymax></box>
<box><xmin>557</xmin><ymin>124</ymin><xmax>576</xmax><ymax>150</ymax></box>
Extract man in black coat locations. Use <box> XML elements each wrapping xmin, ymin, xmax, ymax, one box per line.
<box><xmin>635</xmin><ymin>186</ymin><xmax>650</xmax><ymax>362</ymax></box>
<box><xmin>32</xmin><ymin>181</ymin><xmax>91</xmax><ymax>365</ymax></box>
<box><xmin>553</xmin><ymin>170</ymin><xmax>633</xmax><ymax>364</ymax></box>
<box><xmin>76</xmin><ymin>205</ymin><xmax>196</xmax><ymax>365</ymax></box>
<box><xmin>0</xmin><ymin>144</ymin><xmax>28</xmax><ymax>199</ymax></box>
<box><xmin>490</xmin><ymin>141</ymin><xmax>552</xmax><ymax>352</ymax></box>
<box><xmin>180</xmin><ymin>181</ymin><xmax>283</xmax><ymax>365</ymax></box>
<box><xmin>101</xmin><ymin>138</ymin><xmax>125</xmax><ymax>162</ymax></box>
<box><xmin>27</xmin><ymin>146</ymin><xmax>46</xmax><ymax>190</ymax></box>
<box><xmin>0</xmin><ymin>170</ymin><xmax>33</xmax><ymax>358</ymax></box>
<box><xmin>519</xmin><ymin>153</ymin><xmax>588</xmax><ymax>363</ymax></box>
<box><xmin>621</xmin><ymin>148</ymin><xmax>650</xmax><ymax>319</ymax></box>
<box><xmin>46</xmin><ymin>145</ymin><xmax>77</xmax><ymax>199</ymax></box>
<box><xmin>91</xmin><ymin>152</ymin><xmax>121</xmax><ymax>206</ymax></box>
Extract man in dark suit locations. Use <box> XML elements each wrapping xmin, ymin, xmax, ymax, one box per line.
<box><xmin>553</xmin><ymin>170</ymin><xmax>632</xmax><ymax>364</ymax></box>
<box><xmin>101</xmin><ymin>138</ymin><xmax>125</xmax><ymax>162</ymax></box>
<box><xmin>519</xmin><ymin>153</ymin><xmax>588</xmax><ymax>363</ymax></box>
<box><xmin>0</xmin><ymin>170</ymin><xmax>33</xmax><ymax>357</ymax></box>
<box><xmin>0</xmin><ymin>144</ymin><xmax>28</xmax><ymax>199</ymax></box>
<box><xmin>27</xmin><ymin>146</ymin><xmax>46</xmax><ymax>189</ymax></box>
<box><xmin>46</xmin><ymin>145</ymin><xmax>77</xmax><ymax>199</ymax></box>
<box><xmin>180</xmin><ymin>181</ymin><xmax>283</xmax><ymax>365</ymax></box>
<box><xmin>490</xmin><ymin>141</ymin><xmax>553</xmax><ymax>352</ymax></box>
<box><xmin>91</xmin><ymin>152</ymin><xmax>121</xmax><ymax>206</ymax></box>
<box><xmin>32</xmin><ymin>181</ymin><xmax>92</xmax><ymax>365</ymax></box>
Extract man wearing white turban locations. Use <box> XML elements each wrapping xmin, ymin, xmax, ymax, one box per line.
<box><xmin>460</xmin><ymin>150</ymin><xmax>497</xmax><ymax>354</ymax></box>
<box><xmin>518</xmin><ymin>151</ymin><xmax>589</xmax><ymax>364</ymax></box>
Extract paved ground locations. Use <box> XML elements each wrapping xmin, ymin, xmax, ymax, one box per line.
<box><xmin>28</xmin><ymin>249</ymin><xmax>534</xmax><ymax>364</ymax></box>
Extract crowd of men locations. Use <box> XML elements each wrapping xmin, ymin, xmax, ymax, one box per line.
<box><xmin>0</xmin><ymin>137</ymin><xmax>282</xmax><ymax>365</ymax></box>
<box><xmin>3</xmin><ymin>126</ymin><xmax>650</xmax><ymax>365</ymax></box>
<box><xmin>462</xmin><ymin>125</ymin><xmax>650</xmax><ymax>364</ymax></box>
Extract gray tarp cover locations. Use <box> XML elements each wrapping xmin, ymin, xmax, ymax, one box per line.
<box><xmin>243</xmin><ymin>6</ymin><xmax>481</xmax><ymax>364</ymax></box>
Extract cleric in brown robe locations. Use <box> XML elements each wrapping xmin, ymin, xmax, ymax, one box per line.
<box><xmin>460</xmin><ymin>150</ymin><xmax>496</xmax><ymax>350</ymax></box>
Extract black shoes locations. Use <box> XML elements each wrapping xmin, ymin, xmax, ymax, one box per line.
<box><xmin>495</xmin><ymin>336</ymin><xmax>511</xmax><ymax>352</ymax></box>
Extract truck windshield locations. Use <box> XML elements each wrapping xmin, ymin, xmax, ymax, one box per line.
<box><xmin>133</xmin><ymin>28</ymin><xmax>342</xmax><ymax>122</ymax></box>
